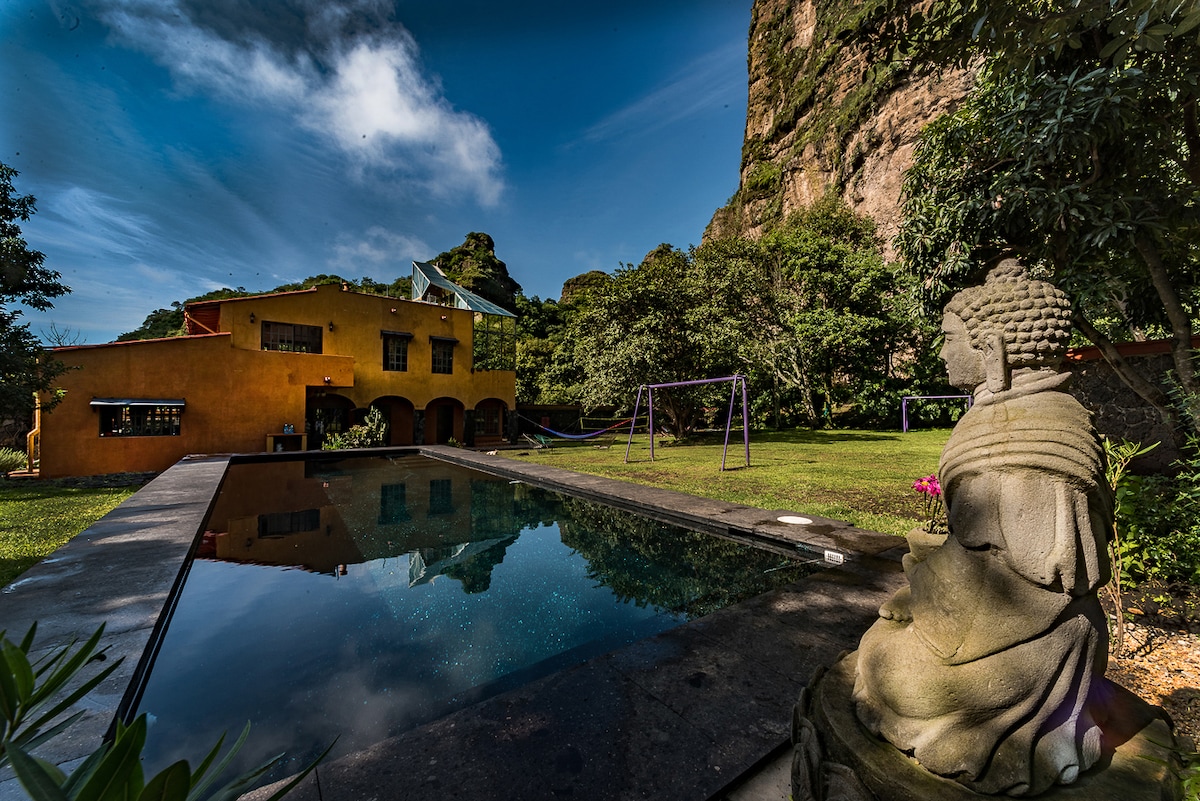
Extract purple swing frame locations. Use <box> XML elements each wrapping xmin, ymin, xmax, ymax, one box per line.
<box><xmin>623</xmin><ymin>375</ymin><xmax>750</xmax><ymax>471</ymax></box>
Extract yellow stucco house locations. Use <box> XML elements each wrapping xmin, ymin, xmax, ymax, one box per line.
<box><xmin>28</xmin><ymin>263</ymin><xmax>517</xmax><ymax>479</ymax></box>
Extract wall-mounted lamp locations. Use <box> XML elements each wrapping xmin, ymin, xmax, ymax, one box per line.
<box><xmin>323</xmin><ymin>376</ymin><xmax>332</xmax><ymax>384</ymax></box>
<box><xmin>249</xmin><ymin>312</ymin><xmax>255</xmax><ymax>323</ymax></box>
<box><xmin>328</xmin><ymin>321</ymin><xmax>335</xmax><ymax>331</ymax></box>
<box><xmin>440</xmin><ymin>315</ymin><xmax>447</xmax><ymax>321</ymax></box>
<box><xmin>390</xmin><ymin>308</ymin><xmax>397</xmax><ymax>313</ymax></box>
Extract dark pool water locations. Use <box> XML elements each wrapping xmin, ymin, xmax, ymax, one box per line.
<box><xmin>132</xmin><ymin>454</ymin><xmax>814</xmax><ymax>785</ymax></box>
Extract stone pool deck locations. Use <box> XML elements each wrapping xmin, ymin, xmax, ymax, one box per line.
<box><xmin>0</xmin><ymin>447</ymin><xmax>907</xmax><ymax>801</ymax></box>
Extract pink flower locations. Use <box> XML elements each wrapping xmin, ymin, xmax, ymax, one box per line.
<box><xmin>912</xmin><ymin>473</ymin><xmax>946</xmax><ymax>533</ymax></box>
<box><xmin>912</xmin><ymin>474</ymin><xmax>942</xmax><ymax>496</ymax></box>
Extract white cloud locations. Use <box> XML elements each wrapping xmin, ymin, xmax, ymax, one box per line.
<box><xmin>576</xmin><ymin>40</ymin><xmax>745</xmax><ymax>147</ymax></box>
<box><xmin>47</xmin><ymin>186</ymin><xmax>160</xmax><ymax>260</ymax></box>
<box><xmin>88</xmin><ymin>0</ymin><xmax>504</xmax><ymax>205</ymax></box>
<box><xmin>329</xmin><ymin>226</ymin><xmax>430</xmax><ymax>276</ymax></box>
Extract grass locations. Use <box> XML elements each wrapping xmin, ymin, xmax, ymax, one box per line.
<box><xmin>0</xmin><ymin>483</ymin><xmax>136</xmax><ymax>588</ymax></box>
<box><xmin>502</xmin><ymin>427</ymin><xmax>952</xmax><ymax>537</ymax></box>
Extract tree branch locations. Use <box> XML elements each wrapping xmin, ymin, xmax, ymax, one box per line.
<box><xmin>1072</xmin><ymin>311</ymin><xmax>1172</xmax><ymax>420</ymax></box>
<box><xmin>1133</xmin><ymin>233</ymin><xmax>1200</xmax><ymax>429</ymax></box>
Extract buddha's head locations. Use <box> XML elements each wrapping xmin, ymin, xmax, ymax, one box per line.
<box><xmin>940</xmin><ymin>259</ymin><xmax>1073</xmax><ymax>393</ymax></box>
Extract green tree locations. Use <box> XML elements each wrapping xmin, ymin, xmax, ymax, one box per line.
<box><xmin>860</xmin><ymin>0</ymin><xmax>1200</xmax><ymax>72</ymax></box>
<box><xmin>866</xmin><ymin>0</ymin><xmax>1200</xmax><ymax>433</ymax></box>
<box><xmin>117</xmin><ymin>303</ymin><xmax>186</xmax><ymax>341</ymax></box>
<box><xmin>758</xmin><ymin>198</ymin><xmax>933</xmax><ymax>427</ymax></box>
<box><xmin>514</xmin><ymin>294</ymin><xmax>570</xmax><ymax>404</ymax></box>
<box><xmin>570</xmin><ymin>244</ymin><xmax>760</xmax><ymax>437</ymax></box>
<box><xmin>0</xmin><ymin>164</ymin><xmax>69</xmax><ymax>425</ymax></box>
<box><xmin>897</xmin><ymin>57</ymin><xmax>1200</xmax><ymax>431</ymax></box>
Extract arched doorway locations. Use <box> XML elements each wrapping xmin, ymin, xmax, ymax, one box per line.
<box><xmin>371</xmin><ymin>396</ymin><xmax>416</xmax><ymax>446</ymax></box>
<box><xmin>306</xmin><ymin>392</ymin><xmax>355</xmax><ymax>448</ymax></box>
<box><xmin>424</xmin><ymin>398</ymin><xmax>464</xmax><ymax>444</ymax></box>
<box><xmin>474</xmin><ymin>398</ymin><xmax>508</xmax><ymax>445</ymax></box>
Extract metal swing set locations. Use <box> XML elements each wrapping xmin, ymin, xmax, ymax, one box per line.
<box><xmin>623</xmin><ymin>375</ymin><xmax>750</xmax><ymax>471</ymax></box>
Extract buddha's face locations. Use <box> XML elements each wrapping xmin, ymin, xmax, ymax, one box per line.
<box><xmin>939</xmin><ymin>313</ymin><xmax>986</xmax><ymax>391</ymax></box>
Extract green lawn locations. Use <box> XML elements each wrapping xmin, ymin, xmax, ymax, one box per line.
<box><xmin>0</xmin><ymin>483</ymin><xmax>136</xmax><ymax>588</ymax></box>
<box><xmin>503</xmin><ymin>428</ymin><xmax>952</xmax><ymax>537</ymax></box>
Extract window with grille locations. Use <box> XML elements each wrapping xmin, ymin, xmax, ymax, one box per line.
<box><xmin>431</xmin><ymin>339</ymin><xmax>454</xmax><ymax>374</ymax></box>
<box><xmin>261</xmin><ymin>321</ymin><xmax>323</xmax><ymax>353</ymax></box>
<box><xmin>257</xmin><ymin>509</ymin><xmax>320</xmax><ymax>537</ymax></box>
<box><xmin>429</xmin><ymin>478</ymin><xmax>454</xmax><ymax>515</ymax></box>
<box><xmin>383</xmin><ymin>334</ymin><xmax>409</xmax><ymax>372</ymax></box>
<box><xmin>99</xmin><ymin>406</ymin><xmax>182</xmax><ymax>437</ymax></box>
<box><xmin>480</xmin><ymin>406</ymin><xmax>502</xmax><ymax>436</ymax></box>
<box><xmin>379</xmin><ymin>483</ymin><xmax>411</xmax><ymax>524</ymax></box>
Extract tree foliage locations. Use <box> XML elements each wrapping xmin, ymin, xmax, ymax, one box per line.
<box><xmin>513</xmin><ymin>292</ymin><xmax>588</xmax><ymax>405</ymax></box>
<box><xmin>860</xmin><ymin>0</ymin><xmax>1200</xmax><ymax>74</ymax></box>
<box><xmin>568</xmin><ymin>243</ymin><xmax>760</xmax><ymax>437</ymax></box>
<box><xmin>548</xmin><ymin>199</ymin><xmax>934</xmax><ymax>433</ymax></box>
<box><xmin>0</xmin><ymin>164</ymin><xmax>68</xmax><ymax>425</ymax></box>
<box><xmin>890</xmin><ymin>1</ymin><xmax>1200</xmax><ymax>432</ymax></box>
<box><xmin>758</xmin><ymin>197</ymin><xmax>934</xmax><ymax>425</ymax></box>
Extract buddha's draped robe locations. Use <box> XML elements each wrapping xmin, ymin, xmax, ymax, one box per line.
<box><xmin>852</xmin><ymin>373</ymin><xmax>1113</xmax><ymax>796</ymax></box>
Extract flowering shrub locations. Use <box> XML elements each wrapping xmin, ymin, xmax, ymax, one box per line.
<box><xmin>912</xmin><ymin>474</ymin><xmax>946</xmax><ymax>533</ymax></box>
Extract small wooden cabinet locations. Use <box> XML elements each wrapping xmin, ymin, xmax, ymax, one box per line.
<box><xmin>266</xmin><ymin>433</ymin><xmax>308</xmax><ymax>452</ymax></box>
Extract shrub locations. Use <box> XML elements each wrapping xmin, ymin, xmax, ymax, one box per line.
<box><xmin>322</xmin><ymin>407</ymin><xmax>388</xmax><ymax>450</ymax></box>
<box><xmin>0</xmin><ymin>447</ymin><xmax>27</xmax><ymax>474</ymax></box>
<box><xmin>1110</xmin><ymin>436</ymin><xmax>1200</xmax><ymax>588</ymax></box>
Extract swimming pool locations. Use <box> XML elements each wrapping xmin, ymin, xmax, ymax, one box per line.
<box><xmin>129</xmin><ymin>454</ymin><xmax>818</xmax><ymax>785</ymax></box>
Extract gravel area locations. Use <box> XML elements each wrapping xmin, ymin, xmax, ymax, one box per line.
<box><xmin>1108</xmin><ymin>621</ymin><xmax>1200</xmax><ymax>748</ymax></box>
<box><xmin>1105</xmin><ymin>581</ymin><xmax>1200</xmax><ymax>751</ymax></box>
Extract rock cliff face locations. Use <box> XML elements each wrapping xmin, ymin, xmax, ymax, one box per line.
<box><xmin>433</xmin><ymin>232</ymin><xmax>522</xmax><ymax>312</ymax></box>
<box><xmin>707</xmin><ymin>0</ymin><xmax>973</xmax><ymax>250</ymax></box>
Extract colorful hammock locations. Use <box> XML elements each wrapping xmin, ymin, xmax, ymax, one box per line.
<box><xmin>519</xmin><ymin>415</ymin><xmax>633</xmax><ymax>441</ymax></box>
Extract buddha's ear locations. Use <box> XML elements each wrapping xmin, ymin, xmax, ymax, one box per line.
<box><xmin>984</xmin><ymin>332</ymin><xmax>1009</xmax><ymax>393</ymax></box>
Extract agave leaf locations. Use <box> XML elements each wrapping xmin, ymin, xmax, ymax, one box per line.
<box><xmin>185</xmin><ymin>731</ymin><xmax>228</xmax><ymax>788</ymax></box>
<box><xmin>62</xmin><ymin>744</ymin><xmax>112</xmax><ymax>795</ymax></box>
<box><xmin>139</xmin><ymin>762</ymin><xmax>191</xmax><ymax>801</ymax></box>
<box><xmin>184</xmin><ymin>723</ymin><xmax>250</xmax><ymax>801</ymax></box>
<box><xmin>72</xmin><ymin>714</ymin><xmax>148</xmax><ymax>801</ymax></box>
<box><xmin>5</xmin><ymin>741</ymin><xmax>72</xmax><ymax>801</ymax></box>
<box><xmin>30</xmin><ymin>626</ymin><xmax>108</xmax><ymax>707</ymax></box>
<box><xmin>18</xmin><ymin>623</ymin><xmax>38</xmax><ymax>654</ymax></box>
<box><xmin>23</xmin><ymin>658</ymin><xmax>122</xmax><ymax>739</ymax></box>
<box><xmin>11</xmin><ymin>710</ymin><xmax>87</xmax><ymax>755</ymax></box>
<box><xmin>2</xmin><ymin>640</ymin><xmax>36</xmax><ymax>702</ymax></box>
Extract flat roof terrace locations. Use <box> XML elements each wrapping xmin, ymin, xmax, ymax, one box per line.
<box><xmin>0</xmin><ymin>447</ymin><xmax>906</xmax><ymax>801</ymax></box>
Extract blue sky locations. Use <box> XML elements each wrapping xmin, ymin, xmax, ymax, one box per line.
<box><xmin>2</xmin><ymin>0</ymin><xmax>750</xmax><ymax>343</ymax></box>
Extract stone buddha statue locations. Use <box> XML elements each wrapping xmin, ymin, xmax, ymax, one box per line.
<box><xmin>851</xmin><ymin>260</ymin><xmax>1114</xmax><ymax>796</ymax></box>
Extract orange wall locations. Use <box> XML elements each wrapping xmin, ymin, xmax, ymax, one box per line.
<box><xmin>34</xmin><ymin>286</ymin><xmax>516</xmax><ymax>478</ymax></box>
<box><xmin>36</xmin><ymin>334</ymin><xmax>354</xmax><ymax>478</ymax></box>
<box><xmin>215</xmin><ymin>284</ymin><xmax>516</xmax><ymax>409</ymax></box>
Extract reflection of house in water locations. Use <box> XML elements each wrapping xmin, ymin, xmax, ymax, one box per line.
<box><xmin>200</xmin><ymin>456</ymin><xmax>524</xmax><ymax>588</ymax></box>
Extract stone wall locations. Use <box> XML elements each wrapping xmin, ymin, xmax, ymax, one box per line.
<box><xmin>1067</xmin><ymin>351</ymin><xmax>1180</xmax><ymax>473</ymax></box>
